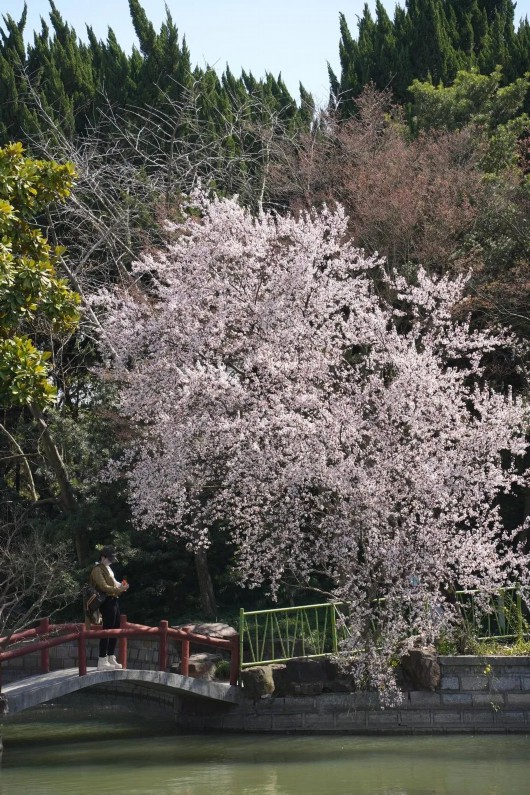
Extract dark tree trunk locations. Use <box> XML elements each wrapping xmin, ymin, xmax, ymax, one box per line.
<box><xmin>30</xmin><ymin>404</ymin><xmax>89</xmax><ymax>564</ymax></box>
<box><xmin>194</xmin><ymin>547</ymin><xmax>217</xmax><ymax>618</ymax></box>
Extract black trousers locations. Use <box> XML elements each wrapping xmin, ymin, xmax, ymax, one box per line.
<box><xmin>99</xmin><ymin>597</ymin><xmax>120</xmax><ymax>657</ymax></box>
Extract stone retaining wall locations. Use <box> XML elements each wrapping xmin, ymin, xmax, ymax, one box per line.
<box><xmin>201</xmin><ymin>655</ymin><xmax>530</xmax><ymax>733</ymax></box>
<box><xmin>89</xmin><ymin>655</ymin><xmax>530</xmax><ymax>734</ymax></box>
<box><xmin>4</xmin><ymin>651</ymin><xmax>530</xmax><ymax>733</ymax></box>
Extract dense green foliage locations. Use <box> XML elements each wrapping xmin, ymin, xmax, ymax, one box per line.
<box><xmin>0</xmin><ymin>142</ymin><xmax>78</xmax><ymax>408</ymax></box>
<box><xmin>0</xmin><ymin>1</ymin><xmax>311</xmax><ymax>148</ymax></box>
<box><xmin>330</xmin><ymin>0</ymin><xmax>530</xmax><ymax>112</ymax></box>
<box><xmin>1</xmin><ymin>1</ymin><xmax>530</xmax><ymax>627</ymax></box>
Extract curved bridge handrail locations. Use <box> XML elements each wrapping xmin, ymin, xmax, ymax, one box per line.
<box><xmin>0</xmin><ymin>616</ymin><xmax>240</xmax><ymax>689</ymax></box>
<box><xmin>0</xmin><ymin>632</ymin><xmax>82</xmax><ymax>661</ymax></box>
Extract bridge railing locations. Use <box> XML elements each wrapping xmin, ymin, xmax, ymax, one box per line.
<box><xmin>0</xmin><ymin>615</ymin><xmax>240</xmax><ymax>690</ymax></box>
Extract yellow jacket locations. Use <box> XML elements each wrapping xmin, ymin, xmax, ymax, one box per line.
<box><xmin>89</xmin><ymin>563</ymin><xmax>123</xmax><ymax>597</ymax></box>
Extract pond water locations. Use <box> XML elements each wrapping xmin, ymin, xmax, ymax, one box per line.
<box><xmin>1</xmin><ymin>701</ymin><xmax>529</xmax><ymax>795</ymax></box>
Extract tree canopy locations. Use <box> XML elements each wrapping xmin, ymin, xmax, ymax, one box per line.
<box><xmin>96</xmin><ymin>194</ymin><xmax>530</xmax><ymax>696</ymax></box>
<box><xmin>0</xmin><ymin>1</ymin><xmax>311</xmax><ymax>148</ymax></box>
<box><xmin>1</xmin><ymin>1</ymin><xmax>530</xmax><ymax>647</ymax></box>
<box><xmin>330</xmin><ymin>0</ymin><xmax>530</xmax><ymax>111</ymax></box>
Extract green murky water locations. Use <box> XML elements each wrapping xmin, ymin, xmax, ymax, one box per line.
<box><xmin>1</xmin><ymin>702</ymin><xmax>529</xmax><ymax>795</ymax></box>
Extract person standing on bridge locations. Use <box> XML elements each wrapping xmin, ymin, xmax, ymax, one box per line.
<box><xmin>90</xmin><ymin>546</ymin><xmax>129</xmax><ymax>670</ymax></box>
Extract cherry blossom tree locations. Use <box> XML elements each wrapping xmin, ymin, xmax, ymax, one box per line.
<box><xmin>96</xmin><ymin>193</ymin><xmax>529</xmax><ymax>698</ymax></box>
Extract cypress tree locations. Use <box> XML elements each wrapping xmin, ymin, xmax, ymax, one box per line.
<box><xmin>298</xmin><ymin>83</ymin><xmax>316</xmax><ymax>127</ymax></box>
<box><xmin>128</xmin><ymin>0</ymin><xmax>157</xmax><ymax>57</ymax></box>
<box><xmin>513</xmin><ymin>17</ymin><xmax>530</xmax><ymax>77</ymax></box>
<box><xmin>87</xmin><ymin>27</ymin><xmax>134</xmax><ymax>109</ymax></box>
<box><xmin>329</xmin><ymin>13</ymin><xmax>363</xmax><ymax>115</ymax></box>
<box><xmin>330</xmin><ymin>0</ymin><xmax>528</xmax><ymax>110</ymax></box>
<box><xmin>0</xmin><ymin>10</ymin><xmax>27</xmax><ymax>140</ymax></box>
<box><xmin>0</xmin><ymin>0</ymin><xmax>311</xmax><ymax>205</ymax></box>
<box><xmin>222</xmin><ymin>65</ymin><xmax>250</xmax><ymax>107</ymax></box>
<box><xmin>372</xmin><ymin>0</ymin><xmax>398</xmax><ymax>89</ymax></box>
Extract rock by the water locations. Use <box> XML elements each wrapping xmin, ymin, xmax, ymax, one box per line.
<box><xmin>322</xmin><ymin>658</ymin><xmax>355</xmax><ymax>692</ymax></box>
<box><xmin>400</xmin><ymin>647</ymin><xmax>441</xmax><ymax>691</ymax></box>
<box><xmin>241</xmin><ymin>665</ymin><xmax>276</xmax><ymax>698</ymax></box>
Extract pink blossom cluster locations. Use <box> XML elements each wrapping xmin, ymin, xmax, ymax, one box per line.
<box><xmin>97</xmin><ymin>193</ymin><xmax>529</xmax><ymax>698</ymax></box>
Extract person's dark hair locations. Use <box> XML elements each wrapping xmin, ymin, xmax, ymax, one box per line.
<box><xmin>99</xmin><ymin>545</ymin><xmax>118</xmax><ymax>564</ymax></box>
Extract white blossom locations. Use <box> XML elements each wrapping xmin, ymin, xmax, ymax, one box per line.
<box><xmin>96</xmin><ymin>195</ymin><xmax>530</xmax><ymax>699</ymax></box>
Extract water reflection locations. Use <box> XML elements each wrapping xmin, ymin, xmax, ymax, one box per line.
<box><xmin>1</xmin><ymin>703</ymin><xmax>529</xmax><ymax>795</ymax></box>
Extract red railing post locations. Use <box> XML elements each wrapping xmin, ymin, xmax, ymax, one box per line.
<box><xmin>229</xmin><ymin>636</ymin><xmax>240</xmax><ymax>686</ymax></box>
<box><xmin>39</xmin><ymin>617</ymin><xmax>50</xmax><ymax>674</ymax></box>
<box><xmin>78</xmin><ymin>622</ymin><xmax>87</xmax><ymax>676</ymax></box>
<box><xmin>118</xmin><ymin>614</ymin><xmax>128</xmax><ymax>670</ymax></box>
<box><xmin>180</xmin><ymin>638</ymin><xmax>189</xmax><ymax>677</ymax></box>
<box><xmin>158</xmin><ymin>620</ymin><xmax>168</xmax><ymax>672</ymax></box>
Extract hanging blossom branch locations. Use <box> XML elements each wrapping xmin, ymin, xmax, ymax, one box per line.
<box><xmin>94</xmin><ymin>193</ymin><xmax>530</xmax><ymax>701</ymax></box>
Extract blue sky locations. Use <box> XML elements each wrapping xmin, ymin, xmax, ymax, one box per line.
<box><xmin>2</xmin><ymin>0</ymin><xmax>530</xmax><ymax>104</ymax></box>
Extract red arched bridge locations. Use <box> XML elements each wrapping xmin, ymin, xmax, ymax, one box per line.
<box><xmin>0</xmin><ymin>616</ymin><xmax>241</xmax><ymax>715</ymax></box>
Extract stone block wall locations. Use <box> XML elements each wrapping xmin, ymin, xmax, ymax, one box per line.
<box><xmin>169</xmin><ymin>655</ymin><xmax>530</xmax><ymax>733</ymax></box>
<box><xmin>4</xmin><ymin>649</ymin><xmax>530</xmax><ymax>733</ymax></box>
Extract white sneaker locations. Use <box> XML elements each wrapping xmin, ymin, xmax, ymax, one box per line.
<box><xmin>97</xmin><ymin>656</ymin><xmax>114</xmax><ymax>670</ymax></box>
<box><xmin>108</xmin><ymin>655</ymin><xmax>123</xmax><ymax>669</ymax></box>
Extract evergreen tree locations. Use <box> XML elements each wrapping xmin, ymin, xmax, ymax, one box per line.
<box><xmin>128</xmin><ymin>0</ymin><xmax>192</xmax><ymax>107</ymax></box>
<box><xmin>0</xmin><ymin>10</ymin><xmax>27</xmax><ymax>141</ymax></box>
<box><xmin>87</xmin><ymin>27</ymin><xmax>135</xmax><ymax>109</ymax></box>
<box><xmin>372</xmin><ymin>0</ymin><xmax>399</xmax><ymax>89</ymax></box>
<box><xmin>331</xmin><ymin>0</ymin><xmax>528</xmax><ymax>112</ymax></box>
<box><xmin>0</xmin><ymin>0</ymin><xmax>310</xmax><ymax>163</ymax></box>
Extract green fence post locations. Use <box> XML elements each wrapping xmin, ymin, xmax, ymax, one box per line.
<box><xmin>239</xmin><ymin>608</ymin><xmax>245</xmax><ymax>685</ymax></box>
<box><xmin>330</xmin><ymin>603</ymin><xmax>338</xmax><ymax>655</ymax></box>
<box><xmin>517</xmin><ymin>590</ymin><xmax>523</xmax><ymax>642</ymax></box>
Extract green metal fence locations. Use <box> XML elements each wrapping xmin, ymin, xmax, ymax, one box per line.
<box><xmin>239</xmin><ymin>602</ymin><xmax>345</xmax><ymax>669</ymax></box>
<box><xmin>239</xmin><ymin>587</ymin><xmax>530</xmax><ymax>669</ymax></box>
<box><xmin>455</xmin><ymin>585</ymin><xmax>529</xmax><ymax>641</ymax></box>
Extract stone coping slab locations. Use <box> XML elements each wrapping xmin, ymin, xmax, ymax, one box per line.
<box><xmin>438</xmin><ymin>656</ymin><xmax>530</xmax><ymax>666</ymax></box>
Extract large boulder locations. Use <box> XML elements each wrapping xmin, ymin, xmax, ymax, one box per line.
<box><xmin>273</xmin><ymin>658</ymin><xmax>327</xmax><ymax>696</ymax></box>
<box><xmin>270</xmin><ymin>658</ymin><xmax>355</xmax><ymax>695</ymax></box>
<box><xmin>188</xmin><ymin>652</ymin><xmax>222</xmax><ymax>680</ymax></box>
<box><xmin>241</xmin><ymin>665</ymin><xmax>276</xmax><ymax>698</ymax></box>
<box><xmin>400</xmin><ymin>647</ymin><xmax>441</xmax><ymax>691</ymax></box>
<box><xmin>181</xmin><ymin>622</ymin><xmax>238</xmax><ymax>640</ymax></box>
<box><xmin>322</xmin><ymin>658</ymin><xmax>356</xmax><ymax>692</ymax></box>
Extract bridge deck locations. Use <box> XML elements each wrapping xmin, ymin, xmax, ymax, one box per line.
<box><xmin>2</xmin><ymin>668</ymin><xmax>242</xmax><ymax>715</ymax></box>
